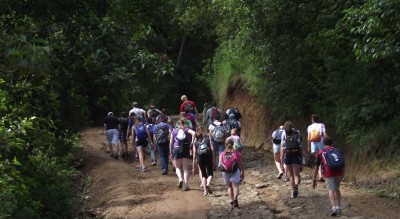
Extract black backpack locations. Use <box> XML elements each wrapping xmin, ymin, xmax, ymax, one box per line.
<box><xmin>284</xmin><ymin>130</ymin><xmax>301</xmax><ymax>154</ymax></box>
<box><xmin>322</xmin><ymin>147</ymin><xmax>345</xmax><ymax>171</ymax></box>
<box><xmin>155</xmin><ymin>124</ymin><xmax>169</xmax><ymax>144</ymax></box>
<box><xmin>149</xmin><ymin>109</ymin><xmax>159</xmax><ymax>118</ymax></box>
<box><xmin>228</xmin><ymin>107</ymin><xmax>242</xmax><ymax>120</ymax></box>
<box><xmin>228</xmin><ymin>118</ymin><xmax>240</xmax><ymax>133</ymax></box>
<box><xmin>196</xmin><ymin>137</ymin><xmax>211</xmax><ymax>158</ymax></box>
<box><xmin>272</xmin><ymin>129</ymin><xmax>283</xmax><ymax>144</ymax></box>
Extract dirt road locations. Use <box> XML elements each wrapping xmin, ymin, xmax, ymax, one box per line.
<box><xmin>78</xmin><ymin>127</ymin><xmax>399</xmax><ymax>219</ymax></box>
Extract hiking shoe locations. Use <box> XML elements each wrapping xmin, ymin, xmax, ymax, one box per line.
<box><xmin>230</xmin><ymin>201</ymin><xmax>235</xmax><ymax>207</ymax></box>
<box><xmin>206</xmin><ymin>186</ymin><xmax>213</xmax><ymax>194</ymax></box>
<box><xmin>331</xmin><ymin>208</ymin><xmax>337</xmax><ymax>216</ymax></box>
<box><xmin>151</xmin><ymin>162</ymin><xmax>156</xmax><ymax>166</ymax></box>
<box><xmin>233</xmin><ymin>199</ymin><xmax>239</xmax><ymax>207</ymax></box>
<box><xmin>178</xmin><ymin>181</ymin><xmax>183</xmax><ymax>189</ymax></box>
<box><xmin>283</xmin><ymin>175</ymin><xmax>289</xmax><ymax>182</ymax></box>
<box><xmin>203</xmin><ymin>191</ymin><xmax>208</xmax><ymax>196</ymax></box>
<box><xmin>162</xmin><ymin>169</ymin><xmax>168</xmax><ymax>175</ymax></box>
<box><xmin>319</xmin><ymin>177</ymin><xmax>325</xmax><ymax>182</ymax></box>
<box><xmin>335</xmin><ymin>208</ymin><xmax>342</xmax><ymax>215</ymax></box>
<box><xmin>141</xmin><ymin>167</ymin><xmax>146</xmax><ymax>172</ymax></box>
<box><xmin>293</xmin><ymin>189</ymin><xmax>298</xmax><ymax>198</ymax></box>
<box><xmin>277</xmin><ymin>172</ymin><xmax>284</xmax><ymax>179</ymax></box>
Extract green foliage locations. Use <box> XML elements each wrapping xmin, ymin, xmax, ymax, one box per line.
<box><xmin>209</xmin><ymin>0</ymin><xmax>400</xmax><ymax>160</ymax></box>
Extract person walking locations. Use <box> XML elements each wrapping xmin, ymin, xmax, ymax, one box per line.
<box><xmin>220</xmin><ymin>137</ymin><xmax>244</xmax><ymax>207</ymax></box>
<box><xmin>280</xmin><ymin>121</ymin><xmax>302</xmax><ymax>198</ymax></box>
<box><xmin>170</xmin><ymin>119</ymin><xmax>195</xmax><ymax>191</ymax></box>
<box><xmin>154</xmin><ymin>116</ymin><xmax>171</xmax><ymax>175</ymax></box>
<box><xmin>180</xmin><ymin>95</ymin><xmax>199</xmax><ymax>120</ymax></box>
<box><xmin>205</xmin><ymin>101</ymin><xmax>222</xmax><ymax>127</ymax></box>
<box><xmin>129</xmin><ymin>102</ymin><xmax>147</xmax><ymax>121</ymax></box>
<box><xmin>307</xmin><ymin>114</ymin><xmax>328</xmax><ymax>182</ymax></box>
<box><xmin>208</xmin><ymin>112</ymin><xmax>226</xmax><ymax>168</ymax></box>
<box><xmin>118</xmin><ymin>112</ymin><xmax>129</xmax><ymax>158</ymax></box>
<box><xmin>312</xmin><ymin>137</ymin><xmax>345</xmax><ymax>216</ymax></box>
<box><xmin>155</xmin><ymin>108</ymin><xmax>170</xmax><ymax>125</ymax></box>
<box><xmin>146</xmin><ymin>117</ymin><xmax>157</xmax><ymax>166</ymax></box>
<box><xmin>132</xmin><ymin>117</ymin><xmax>148</xmax><ymax>172</ymax></box>
<box><xmin>271</xmin><ymin>126</ymin><xmax>286</xmax><ymax>180</ymax></box>
<box><xmin>104</xmin><ymin>112</ymin><xmax>119</xmax><ymax>158</ymax></box>
<box><xmin>147</xmin><ymin>104</ymin><xmax>161</xmax><ymax>124</ymax></box>
<box><xmin>193</xmin><ymin>127</ymin><xmax>215</xmax><ymax>196</ymax></box>
<box><xmin>202</xmin><ymin>103</ymin><xmax>210</xmax><ymax>126</ymax></box>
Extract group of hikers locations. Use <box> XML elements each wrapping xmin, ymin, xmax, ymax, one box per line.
<box><xmin>271</xmin><ymin>114</ymin><xmax>345</xmax><ymax>216</ymax></box>
<box><xmin>104</xmin><ymin>95</ymin><xmax>345</xmax><ymax>216</ymax></box>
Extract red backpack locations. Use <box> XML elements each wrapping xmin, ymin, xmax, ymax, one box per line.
<box><xmin>220</xmin><ymin>151</ymin><xmax>240</xmax><ymax>173</ymax></box>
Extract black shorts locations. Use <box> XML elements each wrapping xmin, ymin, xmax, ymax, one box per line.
<box><xmin>284</xmin><ymin>154</ymin><xmax>301</xmax><ymax>166</ymax></box>
<box><xmin>135</xmin><ymin>139</ymin><xmax>148</xmax><ymax>148</ymax></box>
<box><xmin>173</xmin><ymin>147</ymin><xmax>190</xmax><ymax>159</ymax></box>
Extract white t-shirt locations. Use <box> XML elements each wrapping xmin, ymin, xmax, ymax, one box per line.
<box><xmin>129</xmin><ymin>107</ymin><xmax>146</xmax><ymax>118</ymax></box>
<box><xmin>307</xmin><ymin>123</ymin><xmax>326</xmax><ymax>142</ymax></box>
<box><xmin>208</xmin><ymin>121</ymin><xmax>222</xmax><ymax>133</ymax></box>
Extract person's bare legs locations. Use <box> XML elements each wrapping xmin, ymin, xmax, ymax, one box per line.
<box><xmin>274</xmin><ymin>153</ymin><xmax>283</xmax><ymax>177</ymax></box>
<box><xmin>182</xmin><ymin>158</ymin><xmax>190</xmax><ymax>190</ymax></box>
<box><xmin>175</xmin><ymin>158</ymin><xmax>183</xmax><ymax>187</ymax></box>
<box><xmin>137</xmin><ymin>146</ymin><xmax>146</xmax><ymax>170</ymax></box>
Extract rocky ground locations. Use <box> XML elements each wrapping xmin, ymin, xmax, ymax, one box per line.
<box><xmin>77</xmin><ymin>127</ymin><xmax>400</xmax><ymax>219</ymax></box>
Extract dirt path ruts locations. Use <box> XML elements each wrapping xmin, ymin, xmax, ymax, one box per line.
<box><xmin>78</xmin><ymin>127</ymin><xmax>399</xmax><ymax>219</ymax></box>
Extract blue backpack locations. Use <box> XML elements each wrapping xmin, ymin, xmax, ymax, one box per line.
<box><xmin>135</xmin><ymin>123</ymin><xmax>148</xmax><ymax>140</ymax></box>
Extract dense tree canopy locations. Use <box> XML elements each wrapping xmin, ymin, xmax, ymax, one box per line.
<box><xmin>1</xmin><ymin>0</ymin><xmax>399</xmax><ymax>217</ymax></box>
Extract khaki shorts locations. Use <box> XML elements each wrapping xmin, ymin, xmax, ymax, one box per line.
<box><xmin>325</xmin><ymin>176</ymin><xmax>342</xmax><ymax>190</ymax></box>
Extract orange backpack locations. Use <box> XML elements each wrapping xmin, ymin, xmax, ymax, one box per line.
<box><xmin>309</xmin><ymin>125</ymin><xmax>321</xmax><ymax>142</ymax></box>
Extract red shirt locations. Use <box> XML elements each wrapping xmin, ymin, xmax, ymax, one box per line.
<box><xmin>315</xmin><ymin>146</ymin><xmax>344</xmax><ymax>178</ymax></box>
<box><xmin>180</xmin><ymin>100</ymin><xmax>197</xmax><ymax>113</ymax></box>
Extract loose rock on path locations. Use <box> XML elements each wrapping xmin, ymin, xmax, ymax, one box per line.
<box><xmin>77</xmin><ymin>127</ymin><xmax>400</xmax><ymax>219</ymax></box>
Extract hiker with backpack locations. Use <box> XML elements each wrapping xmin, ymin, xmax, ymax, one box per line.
<box><xmin>180</xmin><ymin>95</ymin><xmax>199</xmax><ymax>119</ymax></box>
<box><xmin>147</xmin><ymin>104</ymin><xmax>161</xmax><ymax>125</ymax></box>
<box><xmin>104</xmin><ymin>112</ymin><xmax>120</xmax><ymax>159</ymax></box>
<box><xmin>208</xmin><ymin>112</ymin><xmax>226</xmax><ymax>168</ymax></box>
<box><xmin>154</xmin><ymin>116</ymin><xmax>171</xmax><ymax>175</ymax></box>
<box><xmin>226</xmin><ymin>113</ymin><xmax>241</xmax><ymax>136</ymax></box>
<box><xmin>220</xmin><ymin>137</ymin><xmax>244</xmax><ymax>208</ymax></box>
<box><xmin>126</xmin><ymin>112</ymin><xmax>138</xmax><ymax>159</ymax></box>
<box><xmin>155</xmin><ymin>108</ymin><xmax>170</xmax><ymax>125</ymax></box>
<box><xmin>118</xmin><ymin>112</ymin><xmax>129</xmax><ymax>158</ymax></box>
<box><xmin>132</xmin><ymin>117</ymin><xmax>149</xmax><ymax>172</ymax></box>
<box><xmin>205</xmin><ymin>101</ymin><xmax>222</xmax><ymax>127</ymax></box>
<box><xmin>175</xmin><ymin>112</ymin><xmax>193</xmax><ymax>130</ymax></box>
<box><xmin>226</xmin><ymin>106</ymin><xmax>242</xmax><ymax>121</ymax></box>
<box><xmin>193</xmin><ymin>127</ymin><xmax>215</xmax><ymax>196</ymax></box>
<box><xmin>307</xmin><ymin>114</ymin><xmax>328</xmax><ymax>182</ymax></box>
<box><xmin>312</xmin><ymin>137</ymin><xmax>345</xmax><ymax>216</ymax></box>
<box><xmin>280</xmin><ymin>121</ymin><xmax>303</xmax><ymax>198</ymax></box>
<box><xmin>170</xmin><ymin>119</ymin><xmax>196</xmax><ymax>191</ymax></box>
<box><xmin>202</xmin><ymin>103</ymin><xmax>210</xmax><ymax>126</ymax></box>
<box><xmin>129</xmin><ymin>102</ymin><xmax>147</xmax><ymax>121</ymax></box>
<box><xmin>272</xmin><ymin>125</ymin><xmax>286</xmax><ymax>180</ymax></box>
<box><xmin>146</xmin><ymin>117</ymin><xmax>157</xmax><ymax>166</ymax></box>
<box><xmin>228</xmin><ymin>128</ymin><xmax>243</xmax><ymax>153</ymax></box>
